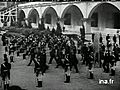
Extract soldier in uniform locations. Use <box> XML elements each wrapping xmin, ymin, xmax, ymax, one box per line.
<box><xmin>39</xmin><ymin>49</ymin><xmax>48</xmax><ymax>74</ymax></box>
<box><xmin>103</xmin><ymin>50</ymin><xmax>110</xmax><ymax>73</ymax></box>
<box><xmin>27</xmin><ymin>45</ymin><xmax>36</xmax><ymax>66</ymax></box>
<box><xmin>69</xmin><ymin>44</ymin><xmax>79</xmax><ymax>73</ymax></box>
<box><xmin>1</xmin><ymin>54</ymin><xmax>11</xmax><ymax>90</ymax></box>
<box><xmin>81</xmin><ymin>44</ymin><xmax>88</xmax><ymax>65</ymax></box>
<box><xmin>109</xmin><ymin>51</ymin><xmax>116</xmax><ymax>76</ymax></box>
<box><xmin>88</xmin><ymin>52</ymin><xmax>94</xmax><ymax>79</ymax></box>
<box><xmin>34</xmin><ymin>58</ymin><xmax>43</xmax><ymax>87</ymax></box>
<box><xmin>48</xmin><ymin>46</ymin><xmax>57</xmax><ymax>64</ymax></box>
<box><xmin>9</xmin><ymin>44</ymin><xmax>14</xmax><ymax>63</ymax></box>
<box><xmin>113</xmin><ymin>34</ymin><xmax>117</xmax><ymax>44</ymax></box>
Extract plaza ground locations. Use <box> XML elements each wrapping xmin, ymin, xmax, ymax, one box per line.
<box><xmin>0</xmin><ymin>36</ymin><xmax>120</xmax><ymax>90</ymax></box>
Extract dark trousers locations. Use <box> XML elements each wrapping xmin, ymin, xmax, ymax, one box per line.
<box><xmin>4</xmin><ymin>84</ymin><xmax>9</xmax><ymax>90</ymax></box>
<box><xmin>37</xmin><ymin>81</ymin><xmax>42</xmax><ymax>87</ymax></box>
<box><xmin>64</xmin><ymin>74</ymin><xmax>70</xmax><ymax>83</ymax></box>
<box><xmin>23</xmin><ymin>53</ymin><xmax>26</xmax><ymax>59</ymax></box>
<box><xmin>10</xmin><ymin>56</ymin><xmax>14</xmax><ymax>62</ymax></box>
<box><xmin>110</xmin><ymin>68</ymin><xmax>115</xmax><ymax>76</ymax></box>
<box><xmin>17</xmin><ymin>51</ymin><xmax>20</xmax><ymax>56</ymax></box>
<box><xmin>70</xmin><ymin>64</ymin><xmax>79</xmax><ymax>73</ymax></box>
<box><xmin>48</xmin><ymin>56</ymin><xmax>57</xmax><ymax>64</ymax></box>
<box><xmin>89</xmin><ymin>71</ymin><xmax>94</xmax><ymax>79</ymax></box>
<box><xmin>28</xmin><ymin>57</ymin><xmax>35</xmax><ymax>66</ymax></box>
<box><xmin>103</xmin><ymin>62</ymin><xmax>109</xmax><ymax>73</ymax></box>
<box><xmin>5</xmin><ymin>46</ymin><xmax>8</xmax><ymax>52</ymax></box>
<box><xmin>56</xmin><ymin>58</ymin><xmax>64</xmax><ymax>68</ymax></box>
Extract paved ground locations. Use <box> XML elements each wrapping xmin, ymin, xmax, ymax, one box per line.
<box><xmin>0</xmin><ymin>36</ymin><xmax>120</xmax><ymax>90</ymax></box>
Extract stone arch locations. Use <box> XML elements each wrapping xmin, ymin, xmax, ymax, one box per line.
<box><xmin>42</xmin><ymin>7</ymin><xmax>58</xmax><ymax>26</ymax></box>
<box><xmin>17</xmin><ymin>10</ymin><xmax>26</xmax><ymax>27</ymax></box>
<box><xmin>88</xmin><ymin>3</ymin><xmax>120</xmax><ymax>29</ymax></box>
<box><xmin>61</xmin><ymin>5</ymin><xmax>84</xmax><ymax>26</ymax></box>
<box><xmin>28</xmin><ymin>8</ymin><xmax>39</xmax><ymax>24</ymax></box>
<box><xmin>17</xmin><ymin>10</ymin><xmax>26</xmax><ymax>21</ymax></box>
<box><xmin>27</xmin><ymin>8</ymin><xmax>40</xmax><ymax>28</ymax></box>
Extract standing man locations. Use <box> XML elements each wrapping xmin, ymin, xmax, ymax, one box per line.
<box><xmin>113</xmin><ymin>34</ymin><xmax>117</xmax><ymax>44</ymax></box>
<box><xmin>27</xmin><ymin>45</ymin><xmax>35</xmax><ymax>66</ymax></box>
<box><xmin>69</xmin><ymin>44</ymin><xmax>79</xmax><ymax>73</ymax></box>
<box><xmin>106</xmin><ymin>34</ymin><xmax>110</xmax><ymax>42</ymax></box>
<box><xmin>48</xmin><ymin>46</ymin><xmax>57</xmax><ymax>64</ymax></box>
<box><xmin>1</xmin><ymin>54</ymin><xmax>11</xmax><ymax>90</ymax></box>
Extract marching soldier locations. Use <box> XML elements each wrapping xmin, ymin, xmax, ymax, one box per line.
<box><xmin>64</xmin><ymin>63</ymin><xmax>71</xmax><ymax>83</ymax></box>
<box><xmin>1</xmin><ymin>54</ymin><xmax>11</xmax><ymax>90</ymax></box>
<box><xmin>34</xmin><ymin>58</ymin><xmax>43</xmax><ymax>87</ymax></box>
<box><xmin>106</xmin><ymin>34</ymin><xmax>110</xmax><ymax>42</ymax></box>
<box><xmin>88</xmin><ymin>63</ymin><xmax>94</xmax><ymax>79</ymax></box>
<box><xmin>27</xmin><ymin>45</ymin><xmax>35</xmax><ymax>66</ymax></box>
<box><xmin>5</xmin><ymin>45</ymin><xmax>8</xmax><ymax>54</ymax></box>
<box><xmin>103</xmin><ymin>50</ymin><xmax>110</xmax><ymax>73</ymax></box>
<box><xmin>36</xmin><ymin>71</ymin><xmax>43</xmax><ymax>87</ymax></box>
<box><xmin>69</xmin><ymin>44</ymin><xmax>79</xmax><ymax>73</ymax></box>
<box><xmin>113</xmin><ymin>34</ymin><xmax>117</xmax><ymax>43</ymax></box>
<box><xmin>109</xmin><ymin>51</ymin><xmax>116</xmax><ymax>76</ymax></box>
<box><xmin>9</xmin><ymin>44</ymin><xmax>14</xmax><ymax>63</ymax></box>
<box><xmin>88</xmin><ymin>52</ymin><xmax>94</xmax><ymax>79</ymax></box>
<box><xmin>39</xmin><ymin>49</ymin><xmax>48</xmax><ymax>74</ymax></box>
<box><xmin>55</xmin><ymin>45</ymin><xmax>64</xmax><ymax>68</ymax></box>
<box><xmin>48</xmin><ymin>46</ymin><xmax>57</xmax><ymax>64</ymax></box>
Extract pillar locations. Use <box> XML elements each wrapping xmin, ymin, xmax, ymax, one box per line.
<box><xmin>85</xmin><ymin>20</ymin><xmax>91</xmax><ymax>33</ymax></box>
<box><xmin>25</xmin><ymin>19</ymin><xmax>29</xmax><ymax>26</ymax></box>
<box><xmin>0</xmin><ymin>12</ymin><xmax>2</xmax><ymax>27</ymax></box>
<box><xmin>16</xmin><ymin>6</ymin><xmax>18</xmax><ymax>22</ymax></box>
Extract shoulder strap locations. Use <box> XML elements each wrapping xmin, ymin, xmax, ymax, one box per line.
<box><xmin>2</xmin><ymin>63</ymin><xmax>6</xmax><ymax>68</ymax></box>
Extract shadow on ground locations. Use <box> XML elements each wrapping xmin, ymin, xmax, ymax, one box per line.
<box><xmin>8</xmin><ymin>85</ymin><xmax>27</xmax><ymax>90</ymax></box>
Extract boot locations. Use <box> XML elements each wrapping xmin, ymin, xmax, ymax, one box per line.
<box><xmin>37</xmin><ymin>81</ymin><xmax>42</xmax><ymax>87</ymax></box>
<box><xmin>10</xmin><ymin>56</ymin><xmax>14</xmax><ymax>62</ymax></box>
<box><xmin>88</xmin><ymin>70</ymin><xmax>94</xmax><ymax>79</ymax></box>
<box><xmin>17</xmin><ymin>51</ymin><xmax>19</xmax><ymax>56</ymax></box>
<box><xmin>89</xmin><ymin>72</ymin><xmax>94</xmax><ymax>79</ymax></box>
<box><xmin>110</xmin><ymin>68</ymin><xmax>115</xmax><ymax>76</ymax></box>
<box><xmin>6</xmin><ymin>84</ymin><xmax>9</xmax><ymax>90</ymax></box>
<box><xmin>23</xmin><ymin>54</ymin><xmax>26</xmax><ymax>59</ymax></box>
<box><xmin>64</xmin><ymin>74</ymin><xmax>70</xmax><ymax>83</ymax></box>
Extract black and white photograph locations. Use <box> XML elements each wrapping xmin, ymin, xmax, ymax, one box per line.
<box><xmin>0</xmin><ymin>0</ymin><xmax>120</xmax><ymax>90</ymax></box>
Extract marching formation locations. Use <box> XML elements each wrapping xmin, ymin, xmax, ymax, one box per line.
<box><xmin>0</xmin><ymin>32</ymin><xmax>120</xmax><ymax>89</ymax></box>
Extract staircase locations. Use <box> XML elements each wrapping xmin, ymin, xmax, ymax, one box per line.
<box><xmin>0</xmin><ymin>4</ymin><xmax>18</xmax><ymax>27</ymax></box>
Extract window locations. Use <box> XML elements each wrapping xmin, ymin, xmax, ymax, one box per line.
<box><xmin>91</xmin><ymin>13</ymin><xmax>98</xmax><ymax>27</ymax></box>
<box><xmin>64</xmin><ymin>13</ymin><xmax>71</xmax><ymax>25</ymax></box>
<box><xmin>45</xmin><ymin>14</ymin><xmax>51</xmax><ymax>24</ymax></box>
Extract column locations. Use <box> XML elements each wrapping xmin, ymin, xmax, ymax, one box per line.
<box><xmin>0</xmin><ymin>12</ymin><xmax>2</xmax><ymax>27</ymax></box>
<box><xmin>85</xmin><ymin>20</ymin><xmax>91</xmax><ymax>33</ymax></box>
<box><xmin>25</xmin><ymin>18</ymin><xmax>29</xmax><ymax>26</ymax></box>
<box><xmin>16</xmin><ymin>6</ymin><xmax>18</xmax><ymax>22</ymax></box>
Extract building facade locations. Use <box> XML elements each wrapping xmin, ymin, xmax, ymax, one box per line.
<box><xmin>0</xmin><ymin>1</ymin><xmax>120</xmax><ymax>36</ymax></box>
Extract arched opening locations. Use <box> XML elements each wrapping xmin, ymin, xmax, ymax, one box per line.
<box><xmin>89</xmin><ymin>3</ymin><xmax>120</xmax><ymax>30</ymax></box>
<box><xmin>42</xmin><ymin>7</ymin><xmax>58</xmax><ymax>29</ymax></box>
<box><xmin>61</xmin><ymin>5</ymin><xmax>83</xmax><ymax>32</ymax></box>
<box><xmin>18</xmin><ymin>10</ymin><xmax>25</xmax><ymax>21</ymax></box>
<box><xmin>28</xmin><ymin>9</ymin><xmax>39</xmax><ymax>28</ymax></box>
<box><xmin>17</xmin><ymin>10</ymin><xmax>26</xmax><ymax>27</ymax></box>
